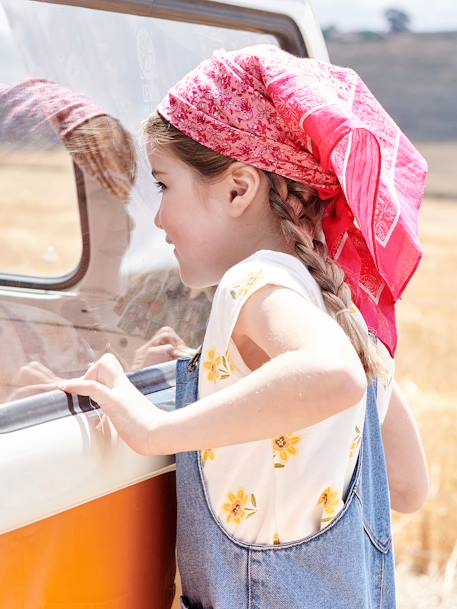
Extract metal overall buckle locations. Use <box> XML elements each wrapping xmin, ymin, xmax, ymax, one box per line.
<box><xmin>187</xmin><ymin>344</ymin><xmax>202</xmax><ymax>372</ymax></box>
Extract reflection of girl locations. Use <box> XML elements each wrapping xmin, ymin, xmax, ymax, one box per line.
<box><xmin>59</xmin><ymin>45</ymin><xmax>429</xmax><ymax>608</ymax></box>
<box><xmin>0</xmin><ymin>78</ymin><xmax>138</xmax><ymax>401</ymax></box>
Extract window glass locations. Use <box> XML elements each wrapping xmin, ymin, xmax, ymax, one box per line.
<box><xmin>0</xmin><ymin>0</ymin><xmax>278</xmax><ymax>405</ymax></box>
<box><xmin>0</xmin><ymin>4</ymin><xmax>82</xmax><ymax>279</ymax></box>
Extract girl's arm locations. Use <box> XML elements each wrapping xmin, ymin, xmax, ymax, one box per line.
<box><xmin>381</xmin><ymin>380</ymin><xmax>430</xmax><ymax>513</ymax></box>
<box><xmin>57</xmin><ymin>284</ymin><xmax>367</xmax><ymax>456</ymax></box>
<box><xmin>162</xmin><ymin>284</ymin><xmax>367</xmax><ymax>454</ymax></box>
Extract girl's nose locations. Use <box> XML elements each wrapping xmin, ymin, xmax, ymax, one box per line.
<box><xmin>153</xmin><ymin>206</ymin><xmax>162</xmax><ymax>230</ymax></box>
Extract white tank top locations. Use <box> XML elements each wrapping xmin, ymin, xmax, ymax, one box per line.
<box><xmin>197</xmin><ymin>249</ymin><xmax>394</xmax><ymax>545</ymax></box>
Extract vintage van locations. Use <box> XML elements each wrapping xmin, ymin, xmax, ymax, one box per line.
<box><xmin>0</xmin><ymin>1</ymin><xmax>329</xmax><ymax>607</ymax></box>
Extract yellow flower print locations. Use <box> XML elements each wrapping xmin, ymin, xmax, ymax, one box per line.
<box><xmin>203</xmin><ymin>349</ymin><xmax>222</xmax><ymax>383</ymax></box>
<box><xmin>349</xmin><ymin>424</ymin><xmax>362</xmax><ymax>458</ymax></box>
<box><xmin>202</xmin><ymin>448</ymin><xmax>216</xmax><ymax>463</ymax></box>
<box><xmin>203</xmin><ymin>348</ymin><xmax>237</xmax><ymax>383</ymax></box>
<box><xmin>273</xmin><ymin>434</ymin><xmax>301</xmax><ymax>467</ymax></box>
<box><xmin>223</xmin><ymin>489</ymin><xmax>257</xmax><ymax>525</ymax></box>
<box><xmin>224</xmin><ymin>350</ymin><xmax>237</xmax><ymax>375</ymax></box>
<box><xmin>317</xmin><ymin>486</ymin><xmax>344</xmax><ymax>526</ymax></box>
<box><xmin>229</xmin><ymin>269</ymin><xmax>264</xmax><ymax>300</ymax></box>
<box><xmin>273</xmin><ymin>532</ymin><xmax>281</xmax><ymax>545</ymax></box>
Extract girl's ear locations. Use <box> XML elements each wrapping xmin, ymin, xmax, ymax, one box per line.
<box><xmin>226</xmin><ymin>162</ymin><xmax>262</xmax><ymax>216</ymax></box>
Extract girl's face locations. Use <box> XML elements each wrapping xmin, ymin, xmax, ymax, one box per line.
<box><xmin>148</xmin><ymin>146</ymin><xmax>238</xmax><ymax>289</ymax></box>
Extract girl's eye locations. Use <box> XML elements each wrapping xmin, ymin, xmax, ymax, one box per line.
<box><xmin>153</xmin><ymin>180</ymin><xmax>167</xmax><ymax>192</ymax></box>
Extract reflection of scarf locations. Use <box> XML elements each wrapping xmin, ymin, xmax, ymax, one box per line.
<box><xmin>157</xmin><ymin>44</ymin><xmax>428</xmax><ymax>357</ymax></box>
<box><xmin>0</xmin><ymin>78</ymin><xmax>105</xmax><ymax>140</ymax></box>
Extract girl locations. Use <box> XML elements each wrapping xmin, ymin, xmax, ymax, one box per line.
<box><xmin>58</xmin><ymin>44</ymin><xmax>430</xmax><ymax>608</ymax></box>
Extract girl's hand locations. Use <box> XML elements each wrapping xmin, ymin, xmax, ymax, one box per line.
<box><xmin>57</xmin><ymin>353</ymin><xmax>168</xmax><ymax>456</ymax></box>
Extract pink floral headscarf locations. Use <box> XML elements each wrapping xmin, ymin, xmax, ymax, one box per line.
<box><xmin>157</xmin><ymin>43</ymin><xmax>428</xmax><ymax>357</ymax></box>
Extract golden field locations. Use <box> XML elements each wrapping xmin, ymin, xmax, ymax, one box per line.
<box><xmin>390</xmin><ymin>194</ymin><xmax>457</xmax><ymax>608</ymax></box>
<box><xmin>1</xmin><ymin>146</ymin><xmax>456</xmax><ymax>607</ymax></box>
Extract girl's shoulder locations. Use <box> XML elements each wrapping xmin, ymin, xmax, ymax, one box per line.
<box><xmin>201</xmin><ymin>249</ymin><xmax>326</xmax><ymax>386</ymax></box>
<box><xmin>217</xmin><ymin>248</ymin><xmax>324</xmax><ymax>310</ymax></box>
<box><xmin>203</xmin><ymin>249</ymin><xmax>325</xmax><ymax>372</ymax></box>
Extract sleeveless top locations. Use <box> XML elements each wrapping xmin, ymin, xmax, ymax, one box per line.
<box><xmin>196</xmin><ymin>249</ymin><xmax>394</xmax><ymax>545</ymax></box>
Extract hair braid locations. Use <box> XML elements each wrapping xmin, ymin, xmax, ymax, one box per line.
<box><xmin>264</xmin><ymin>171</ymin><xmax>387</xmax><ymax>384</ymax></box>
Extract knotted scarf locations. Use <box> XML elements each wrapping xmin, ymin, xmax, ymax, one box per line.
<box><xmin>157</xmin><ymin>44</ymin><xmax>428</xmax><ymax>357</ymax></box>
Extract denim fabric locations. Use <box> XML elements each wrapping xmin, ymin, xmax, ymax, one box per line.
<box><xmin>175</xmin><ymin>345</ymin><xmax>397</xmax><ymax>609</ymax></box>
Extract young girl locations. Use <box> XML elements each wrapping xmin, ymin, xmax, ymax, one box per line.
<box><xmin>58</xmin><ymin>44</ymin><xmax>430</xmax><ymax>608</ymax></box>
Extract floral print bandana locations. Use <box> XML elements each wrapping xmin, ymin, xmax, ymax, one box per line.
<box><xmin>157</xmin><ymin>43</ymin><xmax>428</xmax><ymax>357</ymax></box>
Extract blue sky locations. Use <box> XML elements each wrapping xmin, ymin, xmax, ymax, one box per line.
<box><xmin>312</xmin><ymin>0</ymin><xmax>457</xmax><ymax>32</ymax></box>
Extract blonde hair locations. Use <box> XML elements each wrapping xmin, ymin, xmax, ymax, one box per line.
<box><xmin>144</xmin><ymin>111</ymin><xmax>387</xmax><ymax>383</ymax></box>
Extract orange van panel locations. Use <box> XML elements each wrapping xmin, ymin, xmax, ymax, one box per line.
<box><xmin>0</xmin><ymin>472</ymin><xmax>177</xmax><ymax>609</ymax></box>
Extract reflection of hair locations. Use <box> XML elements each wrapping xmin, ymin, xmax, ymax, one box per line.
<box><xmin>144</xmin><ymin>111</ymin><xmax>387</xmax><ymax>383</ymax></box>
<box><xmin>64</xmin><ymin>115</ymin><xmax>137</xmax><ymax>202</ymax></box>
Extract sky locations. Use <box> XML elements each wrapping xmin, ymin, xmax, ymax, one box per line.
<box><xmin>311</xmin><ymin>0</ymin><xmax>457</xmax><ymax>32</ymax></box>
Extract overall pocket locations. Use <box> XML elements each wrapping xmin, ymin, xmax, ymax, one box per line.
<box><xmin>354</xmin><ymin>489</ymin><xmax>392</xmax><ymax>553</ymax></box>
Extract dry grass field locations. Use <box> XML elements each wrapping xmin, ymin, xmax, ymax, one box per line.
<box><xmin>0</xmin><ymin>147</ymin><xmax>82</xmax><ymax>277</ymax></box>
<box><xmin>391</xmin><ymin>194</ymin><xmax>457</xmax><ymax>607</ymax></box>
<box><xmin>323</xmin><ymin>33</ymin><xmax>457</xmax><ymax>604</ymax></box>
<box><xmin>1</xmin><ymin>144</ymin><xmax>456</xmax><ymax>607</ymax></box>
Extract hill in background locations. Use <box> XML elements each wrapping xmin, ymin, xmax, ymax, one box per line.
<box><xmin>327</xmin><ymin>31</ymin><xmax>457</xmax><ymax>198</ymax></box>
<box><xmin>326</xmin><ymin>31</ymin><xmax>457</xmax><ymax>143</ymax></box>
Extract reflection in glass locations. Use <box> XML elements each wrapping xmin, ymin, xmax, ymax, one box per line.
<box><xmin>0</xmin><ymin>0</ymin><xmax>277</xmax><ymax>406</ymax></box>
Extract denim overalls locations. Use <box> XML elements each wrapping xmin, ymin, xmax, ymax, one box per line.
<box><xmin>174</xmin><ymin>342</ymin><xmax>397</xmax><ymax>609</ymax></box>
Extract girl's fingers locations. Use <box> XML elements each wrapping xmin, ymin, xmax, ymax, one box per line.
<box><xmin>58</xmin><ymin>378</ymin><xmax>114</xmax><ymax>406</ymax></box>
<box><xmin>57</xmin><ymin>353</ymin><xmax>127</xmax><ymax>407</ymax></box>
<box><xmin>82</xmin><ymin>353</ymin><xmax>126</xmax><ymax>387</ymax></box>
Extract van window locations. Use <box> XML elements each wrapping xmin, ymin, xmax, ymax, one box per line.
<box><xmin>0</xmin><ymin>5</ymin><xmax>83</xmax><ymax>280</ymax></box>
<box><xmin>0</xmin><ymin>0</ymin><xmax>280</xmax><ymax>407</ymax></box>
